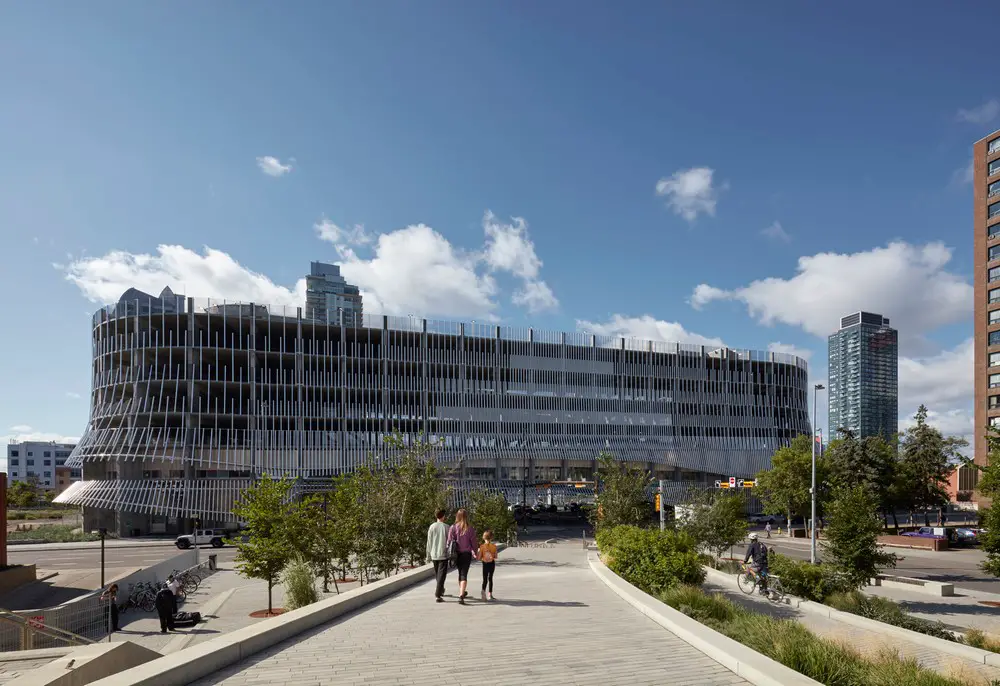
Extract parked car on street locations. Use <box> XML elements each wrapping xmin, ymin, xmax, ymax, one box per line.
<box><xmin>953</xmin><ymin>527</ymin><xmax>980</xmax><ymax>546</ymax></box>
<box><xmin>900</xmin><ymin>526</ymin><xmax>952</xmax><ymax>541</ymax></box>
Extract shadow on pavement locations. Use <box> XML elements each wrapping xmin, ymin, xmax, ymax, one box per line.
<box><xmin>491</xmin><ymin>599</ymin><xmax>587</xmax><ymax>608</ymax></box>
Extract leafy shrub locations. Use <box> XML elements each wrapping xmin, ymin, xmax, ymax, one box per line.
<box><xmin>662</xmin><ymin>585</ymin><xmax>965</xmax><ymax>686</ymax></box>
<box><xmin>7</xmin><ymin>524</ymin><xmax>99</xmax><ymax>543</ymax></box>
<box><xmin>697</xmin><ymin>553</ymin><xmax>742</xmax><ymax>573</ymax></box>
<box><xmin>597</xmin><ymin>525</ymin><xmax>704</xmax><ymax>595</ymax></box>
<box><xmin>964</xmin><ymin>628</ymin><xmax>1000</xmax><ymax>654</ymax></box>
<box><xmin>283</xmin><ymin>558</ymin><xmax>319</xmax><ymax>610</ymax></box>
<box><xmin>768</xmin><ymin>552</ymin><xmax>850</xmax><ymax>602</ymax></box>
<box><xmin>825</xmin><ymin>591</ymin><xmax>958</xmax><ymax>642</ymax></box>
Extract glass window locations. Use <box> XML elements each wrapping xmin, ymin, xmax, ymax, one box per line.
<box><xmin>9</xmin><ymin>450</ymin><xmax>17</xmax><ymax>457</ymax></box>
<box><xmin>991</xmin><ymin>331</ymin><xmax>1000</xmax><ymax>346</ymax></box>
<box><xmin>43</xmin><ymin>459</ymin><xmax>51</xmax><ymax>466</ymax></box>
<box><xmin>26</xmin><ymin>459</ymin><xmax>34</xmax><ymax>466</ymax></box>
<box><xmin>991</xmin><ymin>373</ymin><xmax>1000</xmax><ymax>387</ymax></box>
<box><xmin>991</xmin><ymin>138</ymin><xmax>1000</xmax><ymax>155</ymax></box>
<box><xmin>991</xmin><ymin>267</ymin><xmax>1000</xmax><ymax>283</ymax></box>
<box><xmin>990</xmin><ymin>396</ymin><xmax>1000</xmax><ymax>409</ymax></box>
<box><xmin>992</xmin><ymin>310</ymin><xmax>1000</xmax><ymax>325</ymax></box>
<box><xmin>9</xmin><ymin>459</ymin><xmax>17</xmax><ymax>466</ymax></box>
<box><xmin>992</xmin><ymin>416</ymin><xmax>1000</xmax><ymax>427</ymax></box>
<box><xmin>992</xmin><ymin>181</ymin><xmax>1000</xmax><ymax>198</ymax></box>
<box><xmin>43</xmin><ymin>471</ymin><xmax>51</xmax><ymax>478</ymax></box>
<box><xmin>991</xmin><ymin>245</ymin><xmax>1000</xmax><ymax>261</ymax></box>
<box><xmin>992</xmin><ymin>289</ymin><xmax>1000</xmax><ymax>304</ymax></box>
<box><xmin>990</xmin><ymin>352</ymin><xmax>1000</xmax><ymax>366</ymax></box>
<box><xmin>992</xmin><ymin>159</ymin><xmax>1000</xmax><ymax>176</ymax></box>
<box><xmin>43</xmin><ymin>451</ymin><xmax>50</xmax><ymax>458</ymax></box>
<box><xmin>991</xmin><ymin>201</ymin><xmax>1000</xmax><ymax>219</ymax></box>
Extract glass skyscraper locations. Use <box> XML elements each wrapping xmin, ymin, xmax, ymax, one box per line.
<box><xmin>304</xmin><ymin>262</ymin><xmax>363</xmax><ymax>326</ymax></box>
<box><xmin>828</xmin><ymin>312</ymin><xmax>898</xmax><ymax>440</ymax></box>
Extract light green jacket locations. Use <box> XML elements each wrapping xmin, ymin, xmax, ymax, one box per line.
<box><xmin>426</xmin><ymin>520</ymin><xmax>449</xmax><ymax>561</ymax></box>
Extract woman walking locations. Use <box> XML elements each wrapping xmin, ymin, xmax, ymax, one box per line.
<box><xmin>447</xmin><ymin>508</ymin><xmax>478</xmax><ymax>604</ymax></box>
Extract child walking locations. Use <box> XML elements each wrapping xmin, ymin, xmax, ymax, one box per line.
<box><xmin>479</xmin><ymin>529</ymin><xmax>498</xmax><ymax>601</ymax></box>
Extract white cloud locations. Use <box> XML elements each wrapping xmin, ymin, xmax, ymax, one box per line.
<box><xmin>655</xmin><ymin>167</ymin><xmax>723</xmax><ymax>221</ymax></box>
<box><xmin>575</xmin><ymin>314</ymin><xmax>725</xmax><ymax>348</ymax></box>
<box><xmin>957</xmin><ymin>99</ymin><xmax>1000</xmax><ymax>125</ymax></box>
<box><xmin>898</xmin><ymin>339</ymin><xmax>974</xmax><ymax>411</ymax></box>
<box><xmin>9</xmin><ymin>425</ymin><xmax>32</xmax><ymax>433</ymax></box>
<box><xmin>690</xmin><ymin>241</ymin><xmax>972</xmax><ymax>353</ymax></box>
<box><xmin>767</xmin><ymin>342</ymin><xmax>812</xmax><ymax>361</ymax></box>
<box><xmin>314</xmin><ymin>218</ymin><xmax>371</xmax><ymax>247</ymax></box>
<box><xmin>65</xmin><ymin>391</ymin><xmax>82</xmax><ymax>400</ymax></box>
<box><xmin>328</xmin><ymin>211</ymin><xmax>558</xmax><ymax>317</ymax></box>
<box><xmin>62</xmin><ymin>245</ymin><xmax>307</xmax><ymax>306</ymax></box>
<box><xmin>760</xmin><ymin>221</ymin><xmax>791</xmax><ymax>242</ymax></box>
<box><xmin>61</xmin><ymin>211</ymin><xmax>557</xmax><ymax>320</ymax></box>
<box><xmin>512</xmin><ymin>280</ymin><xmax>558</xmax><ymax>313</ymax></box>
<box><xmin>336</xmin><ymin>224</ymin><xmax>499</xmax><ymax>318</ymax></box>
<box><xmin>255</xmin><ymin>156</ymin><xmax>293</xmax><ymax>177</ymax></box>
<box><xmin>896</xmin><ymin>339</ymin><xmax>974</xmax><ymax>449</ymax></box>
<box><xmin>952</xmin><ymin>159</ymin><xmax>974</xmax><ymax>185</ymax></box>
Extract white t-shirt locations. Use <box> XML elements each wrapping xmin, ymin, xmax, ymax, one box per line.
<box><xmin>168</xmin><ymin>579</ymin><xmax>181</xmax><ymax>594</ymax></box>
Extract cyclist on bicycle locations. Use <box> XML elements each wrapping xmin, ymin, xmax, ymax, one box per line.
<box><xmin>744</xmin><ymin>532</ymin><xmax>769</xmax><ymax>594</ymax></box>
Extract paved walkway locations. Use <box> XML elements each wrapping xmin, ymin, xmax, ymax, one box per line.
<box><xmin>195</xmin><ymin>545</ymin><xmax>748</xmax><ymax>686</ymax></box>
<box><xmin>703</xmin><ymin>574</ymin><xmax>1000</xmax><ymax>685</ymax></box>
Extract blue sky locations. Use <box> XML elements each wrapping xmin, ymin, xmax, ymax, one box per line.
<box><xmin>0</xmin><ymin>1</ymin><xmax>993</xmax><ymax>463</ymax></box>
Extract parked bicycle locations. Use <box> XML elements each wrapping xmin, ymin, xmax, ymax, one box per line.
<box><xmin>737</xmin><ymin>563</ymin><xmax>785</xmax><ymax>603</ymax></box>
<box><xmin>170</xmin><ymin>569</ymin><xmax>200</xmax><ymax>594</ymax></box>
<box><xmin>121</xmin><ymin>582</ymin><xmax>157</xmax><ymax>613</ymax></box>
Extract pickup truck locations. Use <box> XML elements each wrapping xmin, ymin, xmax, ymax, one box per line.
<box><xmin>900</xmin><ymin>526</ymin><xmax>953</xmax><ymax>541</ymax></box>
<box><xmin>175</xmin><ymin>529</ymin><xmax>227</xmax><ymax>549</ymax></box>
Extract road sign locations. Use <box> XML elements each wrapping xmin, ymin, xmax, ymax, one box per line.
<box><xmin>729</xmin><ymin>477</ymin><xmax>736</xmax><ymax>488</ymax></box>
<box><xmin>742</xmin><ymin>480</ymin><xmax>755</xmax><ymax>488</ymax></box>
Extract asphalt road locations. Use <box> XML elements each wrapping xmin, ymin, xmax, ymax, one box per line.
<box><xmin>8</xmin><ymin>542</ymin><xmax>238</xmax><ymax>570</ymax></box>
<box><xmin>734</xmin><ymin>538</ymin><xmax>1000</xmax><ymax>594</ymax></box>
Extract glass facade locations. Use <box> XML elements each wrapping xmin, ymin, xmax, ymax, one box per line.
<box><xmin>828</xmin><ymin>312</ymin><xmax>898</xmax><ymax>440</ymax></box>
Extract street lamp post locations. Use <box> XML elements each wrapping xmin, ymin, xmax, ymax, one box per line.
<box><xmin>811</xmin><ymin>383</ymin><xmax>825</xmax><ymax>565</ymax></box>
<box><xmin>99</xmin><ymin>528</ymin><xmax>107</xmax><ymax>588</ymax></box>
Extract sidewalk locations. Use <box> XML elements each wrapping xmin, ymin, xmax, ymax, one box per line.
<box><xmin>866</xmin><ymin>583</ymin><xmax>1000</xmax><ymax>635</ymax></box>
<box><xmin>195</xmin><ymin>545</ymin><xmax>749</xmax><ymax>686</ymax></box>
<box><xmin>704</xmin><ymin>573</ymin><xmax>1000</xmax><ymax>684</ymax></box>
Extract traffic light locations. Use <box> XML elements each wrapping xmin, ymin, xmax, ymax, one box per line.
<box><xmin>655</xmin><ymin>493</ymin><xmax>661</xmax><ymax>512</ymax></box>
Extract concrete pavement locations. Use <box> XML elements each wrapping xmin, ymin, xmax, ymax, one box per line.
<box><xmin>195</xmin><ymin>544</ymin><xmax>750</xmax><ymax>686</ymax></box>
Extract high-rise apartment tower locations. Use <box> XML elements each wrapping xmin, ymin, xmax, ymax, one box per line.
<box><xmin>975</xmin><ymin>131</ymin><xmax>1000</xmax><ymax>465</ymax></box>
<box><xmin>304</xmin><ymin>262</ymin><xmax>363</xmax><ymax>326</ymax></box>
<box><xmin>828</xmin><ymin>312</ymin><xmax>898</xmax><ymax>440</ymax></box>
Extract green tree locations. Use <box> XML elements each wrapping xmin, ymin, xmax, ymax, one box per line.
<box><xmin>822</xmin><ymin>485</ymin><xmax>897</xmax><ymax>589</ymax></box>
<box><xmin>755</xmin><ymin>435</ymin><xmax>819</xmax><ymax>530</ymax></box>
<box><xmin>592</xmin><ymin>453</ymin><xmax>651</xmax><ymax>531</ymax></box>
<box><xmin>897</xmin><ymin>405</ymin><xmax>968</xmax><ymax>525</ymax></box>
<box><xmin>7</xmin><ymin>480</ymin><xmax>39</xmax><ymax>508</ymax></box>
<box><xmin>825</xmin><ymin>429</ymin><xmax>897</xmax><ymax>520</ymax></box>
<box><xmin>972</xmin><ymin>429</ymin><xmax>1000</xmax><ymax>576</ymax></box>
<box><xmin>231</xmin><ymin>474</ymin><xmax>295</xmax><ymax>614</ymax></box>
<box><xmin>468</xmin><ymin>489</ymin><xmax>516</xmax><ymax>544</ymax></box>
<box><xmin>385</xmin><ymin>436</ymin><xmax>448</xmax><ymax>567</ymax></box>
<box><xmin>285</xmin><ymin>494</ymin><xmax>340</xmax><ymax>593</ymax></box>
<box><xmin>678</xmin><ymin>488</ymin><xmax>749</xmax><ymax>563</ymax></box>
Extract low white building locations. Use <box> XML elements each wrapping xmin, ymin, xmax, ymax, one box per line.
<box><xmin>6</xmin><ymin>440</ymin><xmax>79</xmax><ymax>491</ymax></box>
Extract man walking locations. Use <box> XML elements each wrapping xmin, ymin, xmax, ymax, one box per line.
<box><xmin>765</xmin><ymin>521</ymin><xmax>772</xmax><ymax>539</ymax></box>
<box><xmin>426</xmin><ymin>509</ymin><xmax>450</xmax><ymax>603</ymax></box>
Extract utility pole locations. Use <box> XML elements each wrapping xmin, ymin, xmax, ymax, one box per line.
<box><xmin>811</xmin><ymin>383</ymin><xmax>825</xmax><ymax>565</ymax></box>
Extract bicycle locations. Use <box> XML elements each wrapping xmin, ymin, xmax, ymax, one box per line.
<box><xmin>737</xmin><ymin>563</ymin><xmax>785</xmax><ymax>602</ymax></box>
<box><xmin>170</xmin><ymin>569</ymin><xmax>200</xmax><ymax>594</ymax></box>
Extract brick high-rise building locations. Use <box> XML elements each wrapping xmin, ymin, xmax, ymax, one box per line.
<box><xmin>974</xmin><ymin>131</ymin><xmax>1000</xmax><ymax>466</ymax></box>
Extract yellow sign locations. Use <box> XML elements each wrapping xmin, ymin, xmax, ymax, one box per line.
<box><xmin>742</xmin><ymin>480</ymin><xmax>755</xmax><ymax>488</ymax></box>
<box><xmin>655</xmin><ymin>493</ymin><xmax>661</xmax><ymax>511</ymax></box>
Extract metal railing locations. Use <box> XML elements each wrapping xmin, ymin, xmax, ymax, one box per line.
<box><xmin>0</xmin><ymin>608</ymin><xmax>95</xmax><ymax>651</ymax></box>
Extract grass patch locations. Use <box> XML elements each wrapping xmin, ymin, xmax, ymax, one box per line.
<box><xmin>825</xmin><ymin>591</ymin><xmax>958</xmax><ymax>642</ymax></box>
<box><xmin>659</xmin><ymin>585</ymin><xmax>965</xmax><ymax>686</ymax></box>
<box><xmin>8</xmin><ymin>524</ymin><xmax>99</xmax><ymax>543</ymax></box>
<box><xmin>964</xmin><ymin>628</ymin><xmax>1000</xmax><ymax>654</ymax></box>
